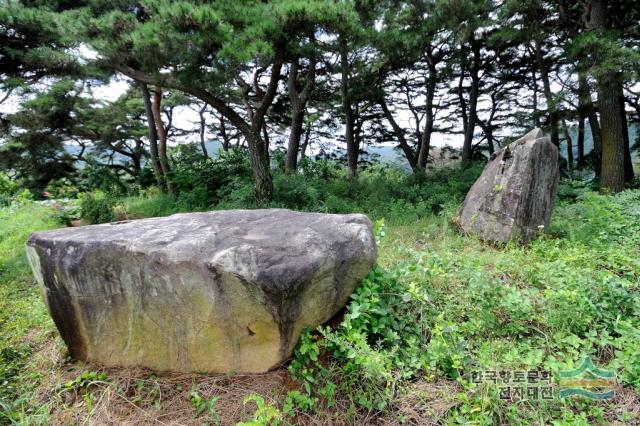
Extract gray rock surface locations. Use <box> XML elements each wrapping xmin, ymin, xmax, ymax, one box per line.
<box><xmin>456</xmin><ymin>128</ymin><xmax>559</xmax><ymax>244</ymax></box>
<box><xmin>26</xmin><ymin>209</ymin><xmax>376</xmax><ymax>373</ymax></box>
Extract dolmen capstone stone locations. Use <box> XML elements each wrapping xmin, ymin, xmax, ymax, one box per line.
<box><xmin>26</xmin><ymin>209</ymin><xmax>376</xmax><ymax>373</ymax></box>
<box><xmin>456</xmin><ymin>128</ymin><xmax>559</xmax><ymax>244</ymax></box>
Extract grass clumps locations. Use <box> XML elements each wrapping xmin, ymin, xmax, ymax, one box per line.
<box><xmin>0</xmin><ymin>203</ymin><xmax>61</xmax><ymax>423</ymax></box>
<box><xmin>1</xmin><ymin>167</ymin><xmax>639</xmax><ymax>425</ymax></box>
<box><xmin>282</xmin><ymin>187</ymin><xmax>640</xmax><ymax>424</ymax></box>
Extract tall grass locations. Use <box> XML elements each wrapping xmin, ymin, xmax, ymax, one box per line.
<box><xmin>0</xmin><ymin>203</ymin><xmax>60</xmax><ymax>422</ymax></box>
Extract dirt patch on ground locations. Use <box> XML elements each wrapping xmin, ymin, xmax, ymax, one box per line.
<box><xmin>605</xmin><ymin>385</ymin><xmax>640</xmax><ymax>425</ymax></box>
<box><xmin>34</xmin><ymin>357</ymin><xmax>286</xmax><ymax>425</ymax></box>
<box><xmin>29</xmin><ymin>343</ymin><xmax>461</xmax><ymax>425</ymax></box>
<box><xmin>28</xmin><ymin>341</ymin><xmax>637</xmax><ymax>425</ymax></box>
<box><xmin>377</xmin><ymin>379</ymin><xmax>460</xmax><ymax>425</ymax></box>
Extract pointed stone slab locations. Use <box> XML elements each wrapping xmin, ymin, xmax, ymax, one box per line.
<box><xmin>26</xmin><ymin>209</ymin><xmax>376</xmax><ymax>373</ymax></box>
<box><xmin>456</xmin><ymin>128</ymin><xmax>559</xmax><ymax>244</ymax></box>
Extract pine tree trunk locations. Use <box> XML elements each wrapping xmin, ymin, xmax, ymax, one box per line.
<box><xmin>576</xmin><ymin>72</ymin><xmax>588</xmax><ymax>168</ymax></box>
<box><xmin>300</xmin><ymin>123</ymin><xmax>311</xmax><ymax>162</ymax></box>
<box><xmin>285</xmin><ymin>58</ymin><xmax>315</xmax><ymax>173</ymax></box>
<box><xmin>587</xmin><ymin>0</ymin><xmax>625</xmax><ymax>192</ymax></box>
<box><xmin>132</xmin><ymin>141</ymin><xmax>142</xmax><ymax>174</ymax></box>
<box><xmin>479</xmin><ymin>120</ymin><xmax>495</xmax><ymax>155</ymax></box>
<box><xmin>379</xmin><ymin>98</ymin><xmax>417</xmax><ymax>171</ymax></box>
<box><xmin>111</xmin><ymin>60</ymin><xmax>278</xmax><ymax>202</ymax></box>
<box><xmin>532</xmin><ymin>68</ymin><xmax>540</xmax><ymax>128</ymax></box>
<box><xmin>219</xmin><ymin>116</ymin><xmax>230</xmax><ymax>151</ymax></box>
<box><xmin>248</xmin><ymin>131</ymin><xmax>273</xmax><ymax>203</ymax></box>
<box><xmin>346</xmin><ymin>117</ymin><xmax>357</xmax><ymax>178</ymax></box>
<box><xmin>261</xmin><ymin>124</ymin><xmax>270</xmax><ymax>165</ymax></box>
<box><xmin>461</xmin><ymin>40</ymin><xmax>480</xmax><ymax>167</ymax></box>
<box><xmin>139</xmin><ymin>82</ymin><xmax>165</xmax><ymax>191</ymax></box>
<box><xmin>199</xmin><ymin>105</ymin><xmax>208</xmax><ymax>158</ymax></box>
<box><xmin>487</xmin><ymin>126</ymin><xmax>495</xmax><ymax>155</ymax></box>
<box><xmin>598</xmin><ymin>72</ymin><xmax>626</xmax><ymax>192</ymax></box>
<box><xmin>535</xmin><ymin>38</ymin><xmax>559</xmax><ymax>147</ymax></box>
<box><xmin>417</xmin><ymin>65</ymin><xmax>436</xmax><ymax>169</ymax></box>
<box><xmin>562</xmin><ymin>119</ymin><xmax>574</xmax><ymax>170</ymax></box>
<box><xmin>286</xmin><ymin>60</ymin><xmax>302</xmax><ymax>173</ymax></box>
<box><xmin>577</xmin><ymin>112</ymin><xmax>585</xmax><ymax>168</ymax></box>
<box><xmin>586</xmin><ymin>105</ymin><xmax>602</xmax><ymax>176</ymax></box>
<box><xmin>340</xmin><ymin>35</ymin><xmax>357</xmax><ymax>178</ymax></box>
<box><xmin>618</xmin><ymin>83</ymin><xmax>634</xmax><ymax>182</ymax></box>
<box><xmin>286</xmin><ymin>106</ymin><xmax>304</xmax><ymax>173</ymax></box>
<box><xmin>151</xmin><ymin>88</ymin><xmax>175</xmax><ymax>195</ymax></box>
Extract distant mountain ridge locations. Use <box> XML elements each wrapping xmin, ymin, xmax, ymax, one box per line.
<box><xmin>65</xmin><ymin>123</ymin><xmax>638</xmax><ymax>170</ymax></box>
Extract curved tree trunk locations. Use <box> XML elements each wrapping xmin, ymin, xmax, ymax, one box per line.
<box><xmin>479</xmin><ymin>120</ymin><xmax>494</xmax><ymax>155</ymax></box>
<box><xmin>286</xmin><ymin>58</ymin><xmax>315</xmax><ymax>173</ymax></box>
<box><xmin>218</xmin><ymin>114</ymin><xmax>231</xmax><ymax>151</ymax></box>
<box><xmin>535</xmin><ymin>38</ymin><xmax>559</xmax><ymax>147</ymax></box>
<box><xmin>379</xmin><ymin>98</ymin><xmax>417</xmax><ymax>171</ymax></box>
<box><xmin>139</xmin><ymin>82</ymin><xmax>165</xmax><ymax>191</ymax></box>
<box><xmin>461</xmin><ymin>39</ymin><xmax>480</xmax><ymax>167</ymax></box>
<box><xmin>111</xmin><ymin>55</ymin><xmax>281</xmax><ymax>202</ymax></box>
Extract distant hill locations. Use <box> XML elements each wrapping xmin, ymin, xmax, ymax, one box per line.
<box><xmin>363</xmin><ymin>123</ymin><xmax>640</xmax><ymax>170</ymax></box>
<box><xmin>562</xmin><ymin>122</ymin><xmax>639</xmax><ymax>161</ymax></box>
<box><xmin>66</xmin><ymin>123</ymin><xmax>638</xmax><ymax>170</ymax></box>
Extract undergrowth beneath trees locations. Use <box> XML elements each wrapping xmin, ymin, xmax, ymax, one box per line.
<box><xmin>1</xmin><ymin>168</ymin><xmax>639</xmax><ymax>425</ymax></box>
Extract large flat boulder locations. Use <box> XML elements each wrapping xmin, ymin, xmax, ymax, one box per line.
<box><xmin>456</xmin><ymin>128</ymin><xmax>559</xmax><ymax>244</ymax></box>
<box><xmin>26</xmin><ymin>209</ymin><xmax>376</xmax><ymax>373</ymax></box>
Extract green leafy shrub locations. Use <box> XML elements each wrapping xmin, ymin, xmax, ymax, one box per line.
<box><xmin>61</xmin><ymin>371</ymin><xmax>109</xmax><ymax>393</ymax></box>
<box><xmin>189</xmin><ymin>387</ymin><xmax>221</xmax><ymax>422</ymax></box>
<box><xmin>114</xmin><ymin>160</ymin><xmax>481</xmax><ymax>224</ymax></box>
<box><xmin>79</xmin><ymin>191</ymin><xmax>117</xmax><ymax>224</ymax></box>
<box><xmin>171</xmin><ymin>145</ymin><xmax>253</xmax><ymax>206</ymax></box>
<box><xmin>0</xmin><ymin>173</ymin><xmax>18</xmax><ymax>206</ymax></box>
<box><xmin>238</xmin><ymin>394</ymin><xmax>282</xmax><ymax>426</ymax></box>
<box><xmin>289</xmin><ymin>264</ymin><xmax>457</xmax><ymax>411</ymax></box>
<box><xmin>286</xmin><ymin>187</ymin><xmax>640</xmax><ymax>423</ymax></box>
<box><xmin>43</xmin><ymin>199</ymin><xmax>82</xmax><ymax>225</ymax></box>
<box><xmin>45</xmin><ymin>177</ymin><xmax>80</xmax><ymax>199</ymax></box>
<box><xmin>77</xmin><ymin>159</ymin><xmax>142</xmax><ymax>196</ymax></box>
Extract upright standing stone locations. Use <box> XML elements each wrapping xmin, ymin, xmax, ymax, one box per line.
<box><xmin>26</xmin><ymin>209</ymin><xmax>376</xmax><ymax>373</ymax></box>
<box><xmin>456</xmin><ymin>128</ymin><xmax>559</xmax><ymax>244</ymax></box>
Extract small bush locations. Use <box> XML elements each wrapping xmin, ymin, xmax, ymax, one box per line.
<box><xmin>107</xmin><ymin>158</ymin><xmax>482</xmax><ymax>224</ymax></box>
<box><xmin>0</xmin><ymin>173</ymin><xmax>20</xmax><ymax>207</ymax></box>
<box><xmin>0</xmin><ymin>172</ymin><xmax>18</xmax><ymax>194</ymax></box>
<box><xmin>80</xmin><ymin>191</ymin><xmax>117</xmax><ymax>224</ymax></box>
<box><xmin>170</xmin><ymin>145</ymin><xmax>253</xmax><ymax>206</ymax></box>
<box><xmin>44</xmin><ymin>177</ymin><xmax>81</xmax><ymax>199</ymax></box>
